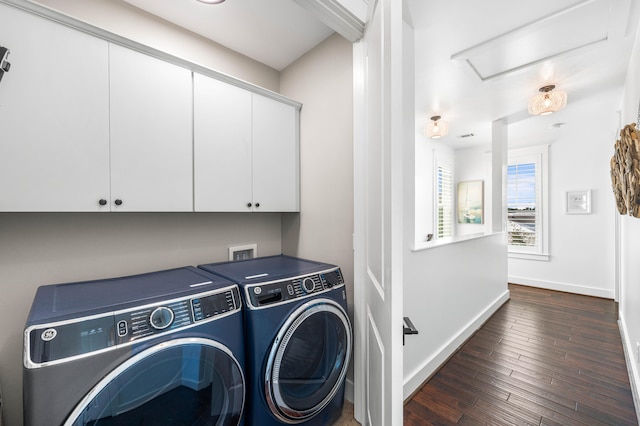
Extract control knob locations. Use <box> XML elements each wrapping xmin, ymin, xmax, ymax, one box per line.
<box><xmin>149</xmin><ymin>306</ymin><xmax>174</xmax><ymax>330</ymax></box>
<box><xmin>302</xmin><ymin>277</ymin><xmax>316</xmax><ymax>294</ymax></box>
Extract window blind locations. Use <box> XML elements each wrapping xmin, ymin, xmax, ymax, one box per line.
<box><xmin>437</xmin><ymin>164</ymin><xmax>453</xmax><ymax>238</ymax></box>
<box><xmin>507</xmin><ymin>162</ymin><xmax>536</xmax><ymax>247</ymax></box>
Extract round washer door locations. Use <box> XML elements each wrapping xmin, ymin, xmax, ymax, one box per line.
<box><xmin>64</xmin><ymin>338</ymin><xmax>245</xmax><ymax>426</ymax></box>
<box><xmin>265</xmin><ymin>298</ymin><xmax>352</xmax><ymax>423</ymax></box>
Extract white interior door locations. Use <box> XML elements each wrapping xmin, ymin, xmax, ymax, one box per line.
<box><xmin>353</xmin><ymin>0</ymin><xmax>404</xmax><ymax>424</ymax></box>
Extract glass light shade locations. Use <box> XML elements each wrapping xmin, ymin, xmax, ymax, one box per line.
<box><xmin>427</xmin><ymin>118</ymin><xmax>448</xmax><ymax>139</ymax></box>
<box><xmin>528</xmin><ymin>88</ymin><xmax>567</xmax><ymax>115</ymax></box>
<box><xmin>197</xmin><ymin>0</ymin><xmax>225</xmax><ymax>3</ymax></box>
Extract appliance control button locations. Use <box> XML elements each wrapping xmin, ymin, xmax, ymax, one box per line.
<box><xmin>149</xmin><ymin>307</ymin><xmax>174</xmax><ymax>330</ymax></box>
<box><xmin>287</xmin><ymin>284</ymin><xmax>294</xmax><ymax>295</ymax></box>
<box><xmin>117</xmin><ymin>320</ymin><xmax>128</xmax><ymax>337</ymax></box>
<box><xmin>254</xmin><ymin>287</ymin><xmax>262</xmax><ymax>295</ymax></box>
<box><xmin>302</xmin><ymin>277</ymin><xmax>315</xmax><ymax>293</ymax></box>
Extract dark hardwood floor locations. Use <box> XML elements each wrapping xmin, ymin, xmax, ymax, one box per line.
<box><xmin>404</xmin><ymin>284</ymin><xmax>638</xmax><ymax>425</ymax></box>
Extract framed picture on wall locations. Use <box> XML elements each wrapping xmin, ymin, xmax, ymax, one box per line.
<box><xmin>566</xmin><ymin>190</ymin><xmax>591</xmax><ymax>214</ymax></box>
<box><xmin>457</xmin><ymin>180</ymin><xmax>484</xmax><ymax>224</ymax></box>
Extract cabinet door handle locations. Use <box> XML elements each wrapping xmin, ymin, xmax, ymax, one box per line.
<box><xmin>115</xmin><ymin>199</ymin><xmax>123</xmax><ymax>206</ymax></box>
<box><xmin>247</xmin><ymin>202</ymin><xmax>252</xmax><ymax>208</ymax></box>
<box><xmin>255</xmin><ymin>202</ymin><xmax>260</xmax><ymax>208</ymax></box>
<box><xmin>98</xmin><ymin>199</ymin><xmax>107</xmax><ymax>206</ymax></box>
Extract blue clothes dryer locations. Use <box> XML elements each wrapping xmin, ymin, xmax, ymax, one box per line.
<box><xmin>199</xmin><ymin>255</ymin><xmax>352</xmax><ymax>426</ymax></box>
<box><xmin>23</xmin><ymin>267</ymin><xmax>246</xmax><ymax>426</ymax></box>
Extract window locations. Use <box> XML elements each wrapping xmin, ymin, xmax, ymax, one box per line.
<box><xmin>508</xmin><ymin>162</ymin><xmax>536</xmax><ymax>247</ymax></box>
<box><xmin>507</xmin><ymin>145</ymin><xmax>549</xmax><ymax>260</ymax></box>
<box><xmin>436</xmin><ymin>163</ymin><xmax>453</xmax><ymax>239</ymax></box>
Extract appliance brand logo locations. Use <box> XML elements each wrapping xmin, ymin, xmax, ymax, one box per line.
<box><xmin>41</xmin><ymin>328</ymin><xmax>57</xmax><ymax>342</ymax></box>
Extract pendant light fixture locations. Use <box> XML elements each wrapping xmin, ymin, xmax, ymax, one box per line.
<box><xmin>197</xmin><ymin>0</ymin><xmax>225</xmax><ymax>4</ymax></box>
<box><xmin>528</xmin><ymin>85</ymin><xmax>567</xmax><ymax>116</ymax></box>
<box><xmin>427</xmin><ymin>115</ymin><xmax>448</xmax><ymax>139</ymax></box>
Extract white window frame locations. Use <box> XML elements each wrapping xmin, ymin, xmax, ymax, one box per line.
<box><xmin>508</xmin><ymin>145</ymin><xmax>550</xmax><ymax>261</ymax></box>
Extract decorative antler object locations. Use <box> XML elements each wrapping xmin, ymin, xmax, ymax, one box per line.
<box><xmin>610</xmin><ymin>123</ymin><xmax>640</xmax><ymax>217</ymax></box>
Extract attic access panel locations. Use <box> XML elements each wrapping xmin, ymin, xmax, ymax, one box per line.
<box><xmin>451</xmin><ymin>0</ymin><xmax>611</xmax><ymax>81</ymax></box>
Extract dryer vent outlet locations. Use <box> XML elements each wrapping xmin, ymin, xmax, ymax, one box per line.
<box><xmin>229</xmin><ymin>244</ymin><xmax>257</xmax><ymax>261</ymax></box>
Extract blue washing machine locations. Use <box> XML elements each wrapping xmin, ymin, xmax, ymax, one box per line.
<box><xmin>199</xmin><ymin>255</ymin><xmax>352</xmax><ymax>426</ymax></box>
<box><xmin>23</xmin><ymin>267</ymin><xmax>246</xmax><ymax>426</ymax></box>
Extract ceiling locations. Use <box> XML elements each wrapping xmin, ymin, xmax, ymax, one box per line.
<box><xmin>123</xmin><ymin>0</ymin><xmax>640</xmax><ymax>149</ymax></box>
<box><xmin>407</xmin><ymin>0</ymin><xmax>640</xmax><ymax>148</ymax></box>
<box><xmin>122</xmin><ymin>0</ymin><xmax>334</xmax><ymax>71</ymax></box>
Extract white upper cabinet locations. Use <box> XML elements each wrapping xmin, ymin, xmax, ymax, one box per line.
<box><xmin>194</xmin><ymin>73</ymin><xmax>299</xmax><ymax>212</ymax></box>
<box><xmin>194</xmin><ymin>74</ymin><xmax>252</xmax><ymax>212</ymax></box>
<box><xmin>0</xmin><ymin>4</ymin><xmax>299</xmax><ymax>213</ymax></box>
<box><xmin>0</xmin><ymin>3</ymin><xmax>110</xmax><ymax>211</ymax></box>
<box><xmin>109</xmin><ymin>44</ymin><xmax>193</xmax><ymax>212</ymax></box>
<box><xmin>251</xmin><ymin>94</ymin><xmax>299</xmax><ymax>212</ymax></box>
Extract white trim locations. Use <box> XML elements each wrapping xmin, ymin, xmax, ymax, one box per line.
<box><xmin>508</xmin><ymin>252</ymin><xmax>550</xmax><ymax>261</ymax></box>
<box><xmin>413</xmin><ymin>231</ymin><xmax>503</xmax><ymax>251</ymax></box>
<box><xmin>508</xmin><ymin>276</ymin><xmax>614</xmax><ymax>299</ymax></box>
<box><xmin>344</xmin><ymin>377</ymin><xmax>354</xmax><ymax>402</ymax></box>
<box><xmin>293</xmin><ymin>0</ymin><xmax>365</xmax><ymax>42</ymax></box>
<box><xmin>351</xmin><ymin>37</ymin><xmax>366</xmax><ymax>425</ymax></box>
<box><xmin>402</xmin><ymin>290</ymin><xmax>509</xmax><ymax>400</ymax></box>
<box><xmin>619</xmin><ymin>315</ymin><xmax>640</xmax><ymax>424</ymax></box>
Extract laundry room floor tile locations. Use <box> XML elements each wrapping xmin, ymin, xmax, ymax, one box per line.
<box><xmin>334</xmin><ymin>400</ymin><xmax>360</xmax><ymax>425</ymax></box>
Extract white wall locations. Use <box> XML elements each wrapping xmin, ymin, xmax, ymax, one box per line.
<box><xmin>402</xmin><ymin>234</ymin><xmax>508</xmax><ymax>398</ymax></box>
<box><xmin>0</xmin><ymin>3</ymin><xmax>286</xmax><ymax>425</ymax></box>
<box><xmin>507</xmin><ymin>91</ymin><xmax>619</xmax><ymax>298</ymax></box>
<box><xmin>620</xmin><ymin>16</ymin><xmax>640</xmax><ymax>420</ymax></box>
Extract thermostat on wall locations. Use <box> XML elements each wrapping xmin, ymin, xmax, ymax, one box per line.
<box><xmin>228</xmin><ymin>244</ymin><xmax>257</xmax><ymax>261</ymax></box>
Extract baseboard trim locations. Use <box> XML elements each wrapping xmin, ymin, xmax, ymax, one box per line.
<box><xmin>508</xmin><ymin>276</ymin><xmax>614</xmax><ymax>299</ymax></box>
<box><xmin>344</xmin><ymin>377</ymin><xmax>354</xmax><ymax>403</ymax></box>
<box><xmin>402</xmin><ymin>289</ymin><xmax>510</xmax><ymax>400</ymax></box>
<box><xmin>618</xmin><ymin>315</ymin><xmax>640</xmax><ymax>424</ymax></box>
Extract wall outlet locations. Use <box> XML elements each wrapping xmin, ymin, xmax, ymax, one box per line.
<box><xmin>229</xmin><ymin>244</ymin><xmax>257</xmax><ymax>261</ymax></box>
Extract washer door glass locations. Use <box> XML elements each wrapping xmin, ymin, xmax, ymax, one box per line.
<box><xmin>65</xmin><ymin>338</ymin><xmax>244</xmax><ymax>426</ymax></box>
<box><xmin>266</xmin><ymin>299</ymin><xmax>352</xmax><ymax>423</ymax></box>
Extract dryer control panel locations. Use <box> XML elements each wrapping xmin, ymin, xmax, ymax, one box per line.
<box><xmin>246</xmin><ymin>268</ymin><xmax>344</xmax><ymax>309</ymax></box>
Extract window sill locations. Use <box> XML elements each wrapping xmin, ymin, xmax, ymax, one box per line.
<box><xmin>413</xmin><ymin>232</ymin><xmax>499</xmax><ymax>252</ymax></box>
<box><xmin>508</xmin><ymin>251</ymin><xmax>550</xmax><ymax>261</ymax></box>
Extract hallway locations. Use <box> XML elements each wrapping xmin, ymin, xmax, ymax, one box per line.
<box><xmin>404</xmin><ymin>284</ymin><xmax>638</xmax><ymax>425</ymax></box>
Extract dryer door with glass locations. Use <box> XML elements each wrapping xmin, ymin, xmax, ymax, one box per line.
<box><xmin>65</xmin><ymin>338</ymin><xmax>245</xmax><ymax>426</ymax></box>
<box><xmin>265</xmin><ymin>299</ymin><xmax>352</xmax><ymax>423</ymax></box>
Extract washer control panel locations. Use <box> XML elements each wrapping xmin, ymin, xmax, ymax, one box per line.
<box><xmin>26</xmin><ymin>285</ymin><xmax>243</xmax><ymax>367</ymax></box>
<box><xmin>246</xmin><ymin>268</ymin><xmax>344</xmax><ymax>309</ymax></box>
<box><xmin>114</xmin><ymin>286</ymin><xmax>240</xmax><ymax>344</ymax></box>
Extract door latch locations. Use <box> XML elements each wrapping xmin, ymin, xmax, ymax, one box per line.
<box><xmin>403</xmin><ymin>316</ymin><xmax>418</xmax><ymax>345</ymax></box>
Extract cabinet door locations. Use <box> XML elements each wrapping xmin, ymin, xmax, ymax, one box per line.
<box><xmin>252</xmin><ymin>95</ymin><xmax>299</xmax><ymax>212</ymax></box>
<box><xmin>0</xmin><ymin>4</ymin><xmax>110</xmax><ymax>211</ymax></box>
<box><xmin>109</xmin><ymin>44</ymin><xmax>193</xmax><ymax>212</ymax></box>
<box><xmin>193</xmin><ymin>74</ymin><xmax>252</xmax><ymax>212</ymax></box>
